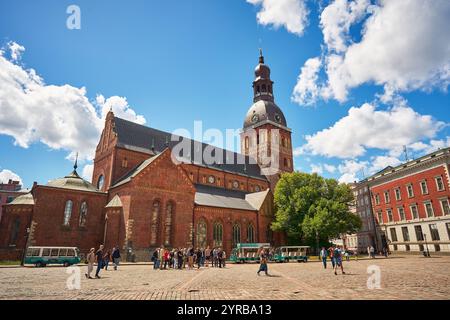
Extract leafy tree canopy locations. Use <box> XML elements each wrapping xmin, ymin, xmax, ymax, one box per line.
<box><xmin>273</xmin><ymin>172</ymin><xmax>361</xmax><ymax>245</ymax></box>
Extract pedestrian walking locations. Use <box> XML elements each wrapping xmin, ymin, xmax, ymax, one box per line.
<box><xmin>95</xmin><ymin>244</ymin><xmax>104</xmax><ymax>279</ymax></box>
<box><xmin>112</xmin><ymin>246</ymin><xmax>121</xmax><ymax>270</ymax></box>
<box><xmin>103</xmin><ymin>250</ymin><xmax>111</xmax><ymax>270</ymax></box>
<box><xmin>370</xmin><ymin>246</ymin><xmax>375</xmax><ymax>259</ymax></box>
<box><xmin>333</xmin><ymin>246</ymin><xmax>345</xmax><ymax>275</ymax></box>
<box><xmin>222</xmin><ymin>250</ymin><xmax>226</xmax><ymax>268</ymax></box>
<box><xmin>320</xmin><ymin>247</ymin><xmax>327</xmax><ymax>269</ymax></box>
<box><xmin>152</xmin><ymin>248</ymin><xmax>159</xmax><ymax>269</ymax></box>
<box><xmin>85</xmin><ymin>248</ymin><xmax>95</xmax><ymax>279</ymax></box>
<box><xmin>328</xmin><ymin>246</ymin><xmax>335</xmax><ymax>269</ymax></box>
<box><xmin>257</xmin><ymin>249</ymin><xmax>269</xmax><ymax>276</ymax></box>
<box><xmin>205</xmin><ymin>246</ymin><xmax>211</xmax><ymax>267</ymax></box>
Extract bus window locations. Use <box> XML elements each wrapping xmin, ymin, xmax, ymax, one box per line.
<box><xmin>42</xmin><ymin>248</ymin><xmax>51</xmax><ymax>256</ymax></box>
<box><xmin>50</xmin><ymin>249</ymin><xmax>59</xmax><ymax>257</ymax></box>
<box><xmin>59</xmin><ymin>249</ymin><xmax>68</xmax><ymax>257</ymax></box>
<box><xmin>67</xmin><ymin>249</ymin><xmax>75</xmax><ymax>257</ymax></box>
<box><xmin>26</xmin><ymin>248</ymin><xmax>40</xmax><ymax>257</ymax></box>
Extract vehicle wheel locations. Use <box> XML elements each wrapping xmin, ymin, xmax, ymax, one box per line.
<box><xmin>63</xmin><ymin>262</ymin><xmax>70</xmax><ymax>267</ymax></box>
<box><xmin>35</xmin><ymin>262</ymin><xmax>43</xmax><ymax>268</ymax></box>
<box><xmin>284</xmin><ymin>258</ymin><xmax>289</xmax><ymax>263</ymax></box>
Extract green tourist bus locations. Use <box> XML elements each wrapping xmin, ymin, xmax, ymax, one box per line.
<box><xmin>24</xmin><ymin>246</ymin><xmax>81</xmax><ymax>267</ymax></box>
<box><xmin>229</xmin><ymin>243</ymin><xmax>271</xmax><ymax>263</ymax></box>
<box><xmin>272</xmin><ymin>246</ymin><xmax>309</xmax><ymax>263</ymax></box>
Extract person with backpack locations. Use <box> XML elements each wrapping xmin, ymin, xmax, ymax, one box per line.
<box><xmin>152</xmin><ymin>248</ymin><xmax>159</xmax><ymax>269</ymax></box>
<box><xmin>95</xmin><ymin>244</ymin><xmax>104</xmax><ymax>279</ymax></box>
<box><xmin>111</xmin><ymin>246</ymin><xmax>121</xmax><ymax>270</ymax></box>
<box><xmin>333</xmin><ymin>245</ymin><xmax>346</xmax><ymax>275</ymax></box>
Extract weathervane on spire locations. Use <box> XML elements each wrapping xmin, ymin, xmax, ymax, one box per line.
<box><xmin>259</xmin><ymin>48</ymin><xmax>264</xmax><ymax>64</ymax></box>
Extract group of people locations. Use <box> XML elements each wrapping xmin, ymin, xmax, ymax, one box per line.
<box><xmin>85</xmin><ymin>245</ymin><xmax>121</xmax><ymax>279</ymax></box>
<box><xmin>319</xmin><ymin>246</ymin><xmax>346</xmax><ymax>275</ymax></box>
<box><xmin>151</xmin><ymin>246</ymin><xmax>227</xmax><ymax>270</ymax></box>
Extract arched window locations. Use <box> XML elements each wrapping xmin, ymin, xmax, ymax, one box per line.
<box><xmin>266</xmin><ymin>225</ymin><xmax>273</xmax><ymax>243</ymax></box>
<box><xmin>97</xmin><ymin>175</ymin><xmax>104</xmax><ymax>190</ymax></box>
<box><xmin>262</xmin><ymin>84</ymin><xmax>266</xmax><ymax>92</ymax></box>
<box><xmin>213</xmin><ymin>222</ymin><xmax>223</xmax><ymax>247</ymax></box>
<box><xmin>79</xmin><ymin>201</ymin><xmax>88</xmax><ymax>227</ymax></box>
<box><xmin>232</xmin><ymin>223</ymin><xmax>241</xmax><ymax>246</ymax></box>
<box><xmin>196</xmin><ymin>220</ymin><xmax>207</xmax><ymax>248</ymax></box>
<box><xmin>63</xmin><ymin>200</ymin><xmax>73</xmax><ymax>226</ymax></box>
<box><xmin>9</xmin><ymin>217</ymin><xmax>20</xmax><ymax>245</ymax></box>
<box><xmin>245</xmin><ymin>136</ymin><xmax>249</xmax><ymax>149</ymax></box>
<box><xmin>284</xmin><ymin>158</ymin><xmax>288</xmax><ymax>168</ymax></box>
<box><xmin>256</xmin><ymin>85</ymin><xmax>260</xmax><ymax>93</ymax></box>
<box><xmin>282</xmin><ymin>137</ymin><xmax>286</xmax><ymax>148</ymax></box>
<box><xmin>164</xmin><ymin>201</ymin><xmax>174</xmax><ymax>246</ymax></box>
<box><xmin>247</xmin><ymin>224</ymin><xmax>255</xmax><ymax>243</ymax></box>
<box><xmin>150</xmin><ymin>201</ymin><xmax>160</xmax><ymax>246</ymax></box>
<box><xmin>268</xmin><ymin>85</ymin><xmax>272</xmax><ymax>93</ymax></box>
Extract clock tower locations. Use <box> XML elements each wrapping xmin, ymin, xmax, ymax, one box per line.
<box><xmin>241</xmin><ymin>50</ymin><xmax>293</xmax><ymax>190</ymax></box>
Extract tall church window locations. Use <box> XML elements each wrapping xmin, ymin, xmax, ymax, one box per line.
<box><xmin>122</xmin><ymin>158</ymin><xmax>128</xmax><ymax>168</ymax></box>
<box><xmin>232</xmin><ymin>223</ymin><xmax>241</xmax><ymax>246</ymax></box>
<box><xmin>150</xmin><ymin>200</ymin><xmax>161</xmax><ymax>246</ymax></box>
<box><xmin>164</xmin><ymin>201</ymin><xmax>174</xmax><ymax>246</ymax></box>
<box><xmin>9</xmin><ymin>217</ymin><xmax>20</xmax><ymax>245</ymax></box>
<box><xmin>196</xmin><ymin>220</ymin><xmax>207</xmax><ymax>248</ymax></box>
<box><xmin>213</xmin><ymin>222</ymin><xmax>223</xmax><ymax>247</ymax></box>
<box><xmin>247</xmin><ymin>224</ymin><xmax>255</xmax><ymax>243</ymax></box>
<box><xmin>97</xmin><ymin>175</ymin><xmax>104</xmax><ymax>190</ymax></box>
<box><xmin>262</xmin><ymin>84</ymin><xmax>266</xmax><ymax>92</ymax></box>
<box><xmin>63</xmin><ymin>200</ymin><xmax>73</xmax><ymax>226</ymax></box>
<box><xmin>79</xmin><ymin>201</ymin><xmax>88</xmax><ymax>227</ymax></box>
<box><xmin>256</xmin><ymin>86</ymin><xmax>260</xmax><ymax>93</ymax></box>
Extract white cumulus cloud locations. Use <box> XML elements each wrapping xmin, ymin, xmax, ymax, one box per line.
<box><xmin>0</xmin><ymin>42</ymin><xmax>146</xmax><ymax>161</ymax></box>
<box><xmin>247</xmin><ymin>0</ymin><xmax>309</xmax><ymax>35</ymax></box>
<box><xmin>301</xmin><ymin>103</ymin><xmax>445</xmax><ymax>159</ymax></box>
<box><xmin>293</xmin><ymin>0</ymin><xmax>450</xmax><ymax>104</ymax></box>
<box><xmin>0</xmin><ymin>169</ymin><xmax>23</xmax><ymax>185</ymax></box>
<box><xmin>82</xmin><ymin>164</ymin><xmax>94</xmax><ymax>182</ymax></box>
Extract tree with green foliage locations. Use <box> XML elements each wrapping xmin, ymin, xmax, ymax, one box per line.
<box><xmin>272</xmin><ymin>172</ymin><xmax>361</xmax><ymax>248</ymax></box>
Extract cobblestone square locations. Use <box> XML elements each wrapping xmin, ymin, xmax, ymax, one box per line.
<box><xmin>0</xmin><ymin>256</ymin><xmax>449</xmax><ymax>300</ymax></box>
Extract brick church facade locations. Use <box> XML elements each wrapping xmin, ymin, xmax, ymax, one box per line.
<box><xmin>0</xmin><ymin>52</ymin><xmax>293</xmax><ymax>261</ymax></box>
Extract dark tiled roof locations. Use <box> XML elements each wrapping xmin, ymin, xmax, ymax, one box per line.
<box><xmin>113</xmin><ymin>117</ymin><xmax>267</xmax><ymax>181</ymax></box>
<box><xmin>194</xmin><ymin>184</ymin><xmax>256</xmax><ymax>211</ymax></box>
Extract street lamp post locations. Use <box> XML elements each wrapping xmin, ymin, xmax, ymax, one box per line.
<box><xmin>21</xmin><ymin>227</ymin><xmax>31</xmax><ymax>267</ymax></box>
<box><xmin>423</xmin><ymin>233</ymin><xmax>430</xmax><ymax>257</ymax></box>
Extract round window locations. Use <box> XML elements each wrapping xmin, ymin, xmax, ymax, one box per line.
<box><xmin>252</xmin><ymin>114</ymin><xmax>259</xmax><ymax>123</ymax></box>
<box><xmin>274</xmin><ymin>113</ymin><xmax>282</xmax><ymax>123</ymax></box>
<box><xmin>208</xmin><ymin>176</ymin><xmax>215</xmax><ymax>184</ymax></box>
<box><xmin>254</xmin><ymin>185</ymin><xmax>261</xmax><ymax>192</ymax></box>
<box><xmin>232</xmin><ymin>181</ymin><xmax>239</xmax><ymax>189</ymax></box>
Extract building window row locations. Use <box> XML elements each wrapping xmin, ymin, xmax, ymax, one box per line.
<box><xmin>377</xmin><ymin>199</ymin><xmax>450</xmax><ymax>224</ymax></box>
<box><xmin>374</xmin><ymin>176</ymin><xmax>446</xmax><ymax>205</ymax></box>
<box><xmin>389</xmin><ymin>223</ymin><xmax>447</xmax><ymax>244</ymax></box>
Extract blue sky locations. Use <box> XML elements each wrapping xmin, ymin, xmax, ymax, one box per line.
<box><xmin>0</xmin><ymin>0</ymin><xmax>449</xmax><ymax>188</ymax></box>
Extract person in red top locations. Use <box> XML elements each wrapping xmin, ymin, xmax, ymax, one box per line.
<box><xmin>328</xmin><ymin>246</ymin><xmax>335</xmax><ymax>269</ymax></box>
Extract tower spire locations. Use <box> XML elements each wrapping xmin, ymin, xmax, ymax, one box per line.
<box><xmin>253</xmin><ymin>49</ymin><xmax>274</xmax><ymax>103</ymax></box>
<box><xmin>74</xmin><ymin>152</ymin><xmax>78</xmax><ymax>171</ymax></box>
<box><xmin>259</xmin><ymin>48</ymin><xmax>264</xmax><ymax>64</ymax></box>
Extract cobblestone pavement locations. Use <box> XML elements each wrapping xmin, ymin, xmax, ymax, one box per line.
<box><xmin>1</xmin><ymin>256</ymin><xmax>449</xmax><ymax>300</ymax></box>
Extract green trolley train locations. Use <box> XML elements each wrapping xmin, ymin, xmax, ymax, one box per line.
<box><xmin>230</xmin><ymin>243</ymin><xmax>271</xmax><ymax>263</ymax></box>
<box><xmin>24</xmin><ymin>246</ymin><xmax>81</xmax><ymax>267</ymax></box>
<box><xmin>272</xmin><ymin>246</ymin><xmax>309</xmax><ymax>263</ymax></box>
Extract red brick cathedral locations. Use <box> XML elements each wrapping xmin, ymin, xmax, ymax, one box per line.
<box><xmin>0</xmin><ymin>52</ymin><xmax>293</xmax><ymax>261</ymax></box>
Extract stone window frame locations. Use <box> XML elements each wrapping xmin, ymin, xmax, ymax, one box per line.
<box><xmin>384</xmin><ymin>191</ymin><xmax>390</xmax><ymax>204</ymax></box>
<box><xmin>435</xmin><ymin>175</ymin><xmax>445</xmax><ymax>192</ymax></box>
<box><xmin>423</xmin><ymin>201</ymin><xmax>434</xmax><ymax>218</ymax></box>
<box><xmin>232</xmin><ymin>223</ymin><xmax>241</xmax><ymax>246</ymax></box>
<box><xmin>213</xmin><ymin>221</ymin><xmax>223</xmax><ymax>247</ymax></box>
<box><xmin>397</xmin><ymin>206</ymin><xmax>406</xmax><ymax>221</ymax></box>
<box><xmin>375</xmin><ymin>194</ymin><xmax>380</xmax><ymax>205</ymax></box>
<box><xmin>247</xmin><ymin>223</ymin><xmax>255</xmax><ymax>243</ymax></box>
<box><xmin>429</xmin><ymin>223</ymin><xmax>440</xmax><ymax>241</ymax></box>
<box><xmin>438</xmin><ymin>197</ymin><xmax>450</xmax><ymax>216</ymax></box>
<box><xmin>420</xmin><ymin>180</ymin><xmax>429</xmax><ymax>195</ymax></box>
<box><xmin>406</xmin><ymin>183</ymin><xmax>414</xmax><ymax>198</ymax></box>
<box><xmin>387</xmin><ymin>208</ymin><xmax>393</xmax><ymax>223</ymax></box>
<box><xmin>409</xmin><ymin>204</ymin><xmax>419</xmax><ymax>220</ymax></box>
<box><xmin>394</xmin><ymin>188</ymin><xmax>402</xmax><ymax>201</ymax></box>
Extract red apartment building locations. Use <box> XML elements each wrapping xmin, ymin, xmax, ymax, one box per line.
<box><xmin>368</xmin><ymin>147</ymin><xmax>450</xmax><ymax>254</ymax></box>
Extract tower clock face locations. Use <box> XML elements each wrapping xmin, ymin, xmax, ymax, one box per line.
<box><xmin>274</xmin><ymin>113</ymin><xmax>281</xmax><ymax>123</ymax></box>
<box><xmin>252</xmin><ymin>114</ymin><xmax>259</xmax><ymax>123</ymax></box>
